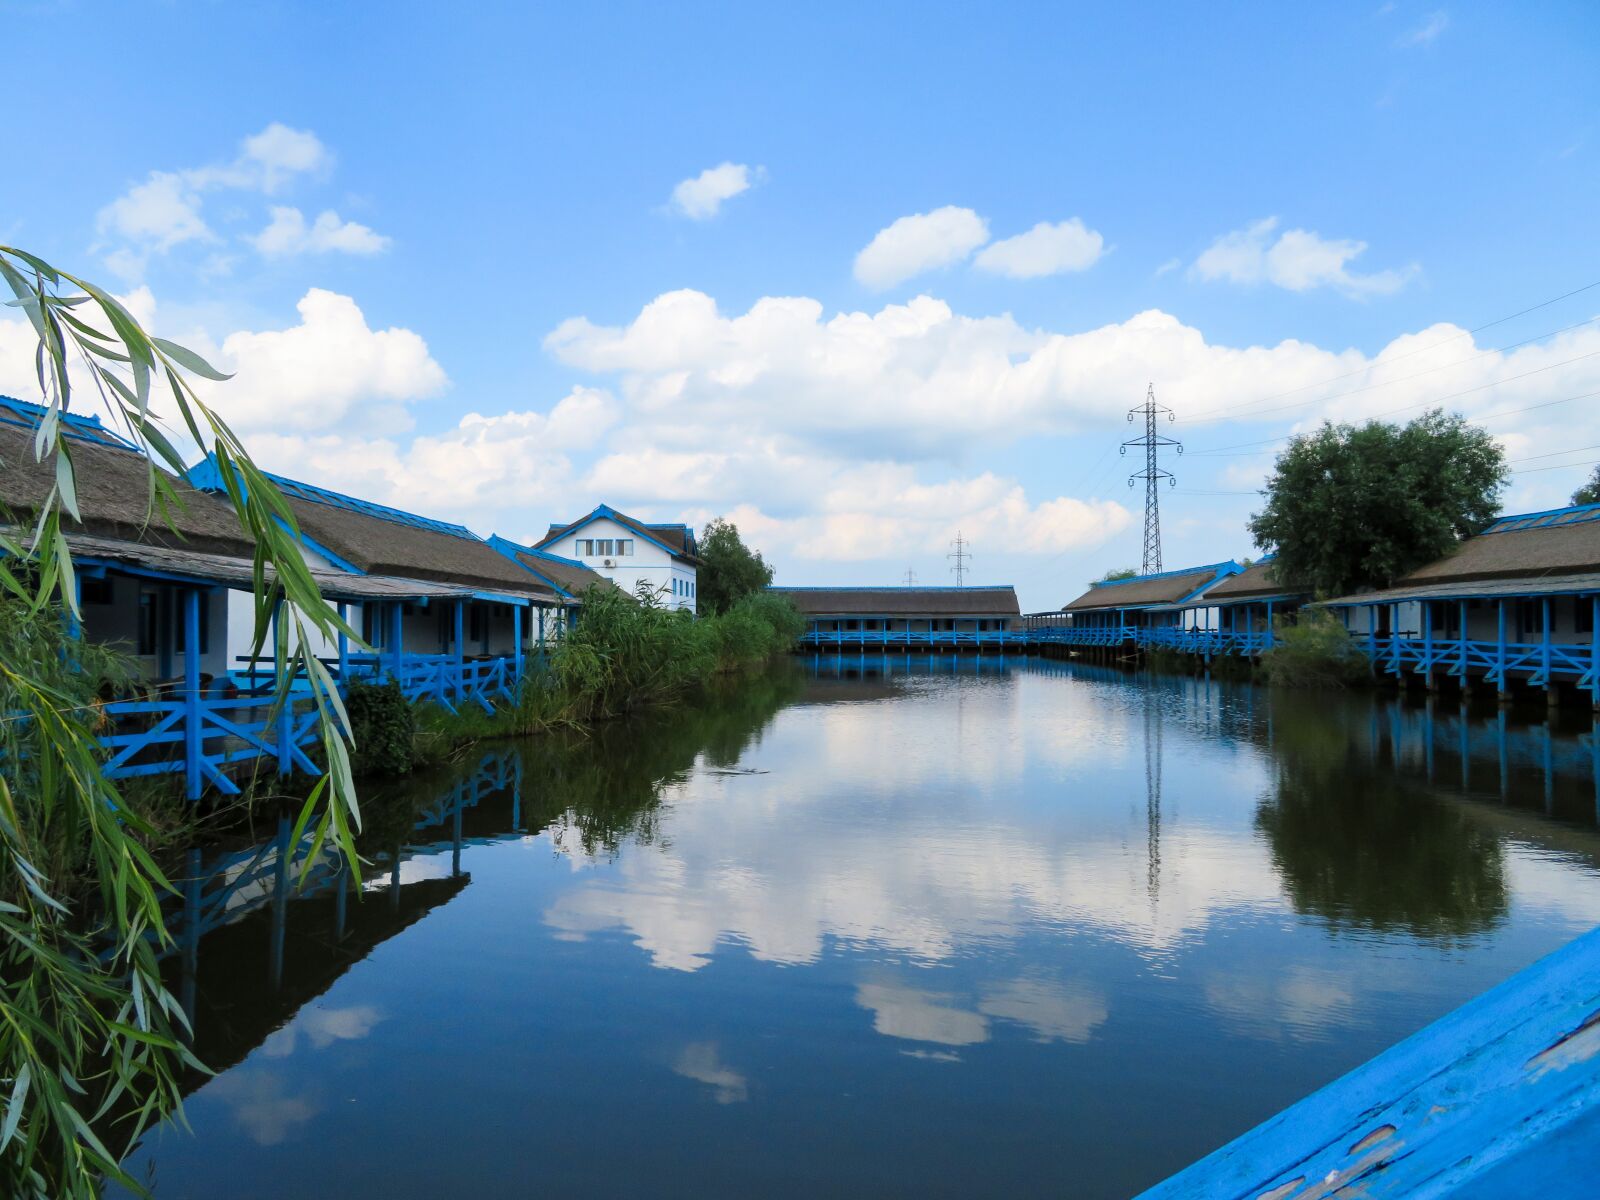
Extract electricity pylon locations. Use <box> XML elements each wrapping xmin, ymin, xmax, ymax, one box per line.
<box><xmin>1121</xmin><ymin>383</ymin><xmax>1181</xmax><ymax>573</ymax></box>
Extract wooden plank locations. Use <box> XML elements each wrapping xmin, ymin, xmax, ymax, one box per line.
<box><xmin>1136</xmin><ymin>925</ymin><xmax>1600</xmax><ymax>1200</ymax></box>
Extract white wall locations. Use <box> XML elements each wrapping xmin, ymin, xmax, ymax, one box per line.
<box><xmin>81</xmin><ymin>572</ymin><xmax>229</xmax><ymax>686</ymax></box>
<box><xmin>541</xmin><ymin>516</ymin><xmax>697</xmax><ymax>612</ymax></box>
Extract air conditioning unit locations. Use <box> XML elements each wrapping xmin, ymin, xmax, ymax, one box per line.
<box><xmin>603</xmin><ymin>558</ymin><xmax>616</xmax><ymax>567</ymax></box>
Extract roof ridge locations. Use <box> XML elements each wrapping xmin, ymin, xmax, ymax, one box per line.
<box><xmin>1089</xmin><ymin>560</ymin><xmax>1239</xmax><ymax>588</ymax></box>
<box><xmin>0</xmin><ymin>395</ymin><xmax>142</xmax><ymax>452</ymax></box>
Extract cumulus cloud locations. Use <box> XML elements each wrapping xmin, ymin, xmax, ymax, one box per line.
<box><xmin>172</xmin><ymin>288</ymin><xmax>447</xmax><ymax>436</ymax></box>
<box><xmin>853</xmin><ymin>206</ymin><xmax>991</xmax><ymax>289</ymax></box>
<box><xmin>669</xmin><ymin>162</ymin><xmax>762</xmax><ymax>219</ymax></box>
<box><xmin>973</xmin><ymin>218</ymin><xmax>1105</xmax><ymax>279</ymax></box>
<box><xmin>252</xmin><ymin>206</ymin><xmax>392</xmax><ymax>257</ymax></box>
<box><xmin>1191</xmin><ymin>217</ymin><xmax>1417</xmax><ymax>297</ymax></box>
<box><xmin>95</xmin><ymin>123</ymin><xmax>378</xmax><ymax>276</ymax></box>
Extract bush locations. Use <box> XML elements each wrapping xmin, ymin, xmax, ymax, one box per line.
<box><xmin>345</xmin><ymin>678</ymin><xmax>417</xmax><ymax>777</ymax></box>
<box><xmin>1258</xmin><ymin>611</ymin><xmax>1369</xmax><ymax>689</ymax></box>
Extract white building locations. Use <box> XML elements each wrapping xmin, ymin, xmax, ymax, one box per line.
<box><xmin>533</xmin><ymin>505</ymin><xmax>701</xmax><ymax>611</ymax></box>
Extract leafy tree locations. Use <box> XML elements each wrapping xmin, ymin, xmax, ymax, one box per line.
<box><xmin>1248</xmin><ymin>409</ymin><xmax>1506</xmax><ymax>597</ymax></box>
<box><xmin>696</xmin><ymin>517</ymin><xmax>774</xmax><ymax>615</ymax></box>
<box><xmin>1572</xmin><ymin>465</ymin><xmax>1600</xmax><ymax>507</ymax></box>
<box><xmin>1095</xmin><ymin>567</ymin><xmax>1138</xmax><ymax>584</ymax></box>
<box><xmin>0</xmin><ymin>245</ymin><xmax>361</xmax><ymax>1198</ymax></box>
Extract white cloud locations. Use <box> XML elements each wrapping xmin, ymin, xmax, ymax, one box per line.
<box><xmin>252</xmin><ymin>207</ymin><xmax>391</xmax><ymax>257</ymax></box>
<box><xmin>853</xmin><ymin>206</ymin><xmax>990</xmax><ymax>289</ymax></box>
<box><xmin>973</xmin><ymin>218</ymin><xmax>1105</xmax><ymax>279</ymax></box>
<box><xmin>672</xmin><ymin>1043</ymin><xmax>749</xmax><ymax>1103</ymax></box>
<box><xmin>196</xmin><ymin>287</ymin><xmax>447</xmax><ymax>433</ymax></box>
<box><xmin>96</xmin><ymin>171</ymin><xmax>213</xmax><ymax>254</ymax></box>
<box><xmin>1191</xmin><ymin>217</ymin><xmax>1417</xmax><ymax>297</ymax></box>
<box><xmin>1399</xmin><ymin>10</ymin><xmax>1449</xmax><ymax>47</ymax></box>
<box><xmin>96</xmin><ymin>123</ymin><xmax>354</xmax><ymax>275</ymax></box>
<box><xmin>669</xmin><ymin>162</ymin><xmax>762</xmax><ymax>219</ymax></box>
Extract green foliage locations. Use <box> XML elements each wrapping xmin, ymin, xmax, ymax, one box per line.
<box><xmin>1096</xmin><ymin>567</ymin><xmax>1138</xmax><ymax>584</ymax></box>
<box><xmin>1248</xmin><ymin>409</ymin><xmax>1507</xmax><ymax>597</ymax></box>
<box><xmin>345</xmin><ymin>680</ymin><xmax>417</xmax><ymax>778</ymax></box>
<box><xmin>0</xmin><ymin>245</ymin><xmax>365</xmax><ymax>1197</ymax></box>
<box><xmin>1572</xmin><ymin>465</ymin><xmax>1600</xmax><ymax>507</ymax></box>
<box><xmin>1258</xmin><ymin>611</ymin><xmax>1370</xmax><ymax>688</ymax></box>
<box><xmin>696</xmin><ymin>517</ymin><xmax>774</xmax><ymax>615</ymax></box>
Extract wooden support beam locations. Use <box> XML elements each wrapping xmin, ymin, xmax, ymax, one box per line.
<box><xmin>183</xmin><ymin>587</ymin><xmax>202</xmax><ymax>801</ymax></box>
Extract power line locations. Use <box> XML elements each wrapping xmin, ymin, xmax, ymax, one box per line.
<box><xmin>1122</xmin><ymin>383</ymin><xmax>1181</xmax><ymax>573</ymax></box>
<box><xmin>947</xmin><ymin>532</ymin><xmax>970</xmax><ymax>587</ymax></box>
<box><xmin>1177</xmin><ymin>277</ymin><xmax>1600</xmax><ymax>426</ymax></box>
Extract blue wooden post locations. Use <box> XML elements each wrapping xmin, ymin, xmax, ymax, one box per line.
<box><xmin>1542</xmin><ymin>596</ymin><xmax>1553</xmax><ymax>704</ymax></box>
<box><xmin>1265</xmin><ymin>600</ymin><xmax>1274</xmax><ymax>653</ymax></box>
<box><xmin>513</xmin><ymin>604</ymin><xmax>524</xmax><ymax>686</ymax></box>
<box><xmin>66</xmin><ymin>573</ymin><xmax>82</xmax><ymax>641</ymax></box>
<box><xmin>1422</xmin><ymin>600</ymin><xmax>1433</xmax><ymax>690</ymax></box>
<box><xmin>389</xmin><ymin>601</ymin><xmax>403</xmax><ymax>681</ymax></box>
<box><xmin>1497</xmin><ymin>599</ymin><xmax>1509</xmax><ymax>702</ymax></box>
<box><xmin>453</xmin><ymin>599</ymin><xmax>465</xmax><ymax>703</ymax></box>
<box><xmin>1591</xmin><ymin>595</ymin><xmax>1600</xmax><ymax>709</ymax></box>
<box><xmin>273</xmin><ymin>601</ymin><xmax>292</xmax><ymax>777</ymax></box>
<box><xmin>1460</xmin><ymin>599</ymin><xmax>1470</xmax><ymax>690</ymax></box>
<box><xmin>1366</xmin><ymin>602</ymin><xmax>1377</xmax><ymax>666</ymax></box>
<box><xmin>183</xmin><ymin>588</ymin><xmax>202</xmax><ymax>800</ymax></box>
<box><xmin>336</xmin><ymin>601</ymin><xmax>348</xmax><ymax>684</ymax></box>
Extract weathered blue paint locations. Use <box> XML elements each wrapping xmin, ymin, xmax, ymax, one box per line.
<box><xmin>1134</xmin><ymin>923</ymin><xmax>1600</xmax><ymax>1200</ymax></box>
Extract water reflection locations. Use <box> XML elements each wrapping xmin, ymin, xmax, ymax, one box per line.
<box><xmin>118</xmin><ymin>656</ymin><xmax>1600</xmax><ymax>1200</ymax></box>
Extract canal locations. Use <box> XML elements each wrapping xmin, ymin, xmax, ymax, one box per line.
<box><xmin>115</xmin><ymin>655</ymin><xmax>1600</xmax><ymax>1198</ymax></box>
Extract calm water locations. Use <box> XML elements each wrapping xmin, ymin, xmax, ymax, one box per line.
<box><xmin>117</xmin><ymin>656</ymin><xmax>1600</xmax><ymax>1199</ymax></box>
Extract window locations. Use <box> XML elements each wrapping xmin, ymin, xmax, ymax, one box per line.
<box><xmin>576</xmin><ymin>539</ymin><xmax>593</xmax><ymax>556</ymax></box>
<box><xmin>595</xmin><ymin>539</ymin><xmax>615</xmax><ymax>557</ymax></box>
<box><xmin>137</xmin><ymin>592</ymin><xmax>158</xmax><ymax>656</ymax></box>
<box><xmin>81</xmin><ymin>576</ymin><xmax>113</xmax><ymax>606</ymax></box>
<box><xmin>616</xmin><ymin>539</ymin><xmax>634</xmax><ymax>556</ymax></box>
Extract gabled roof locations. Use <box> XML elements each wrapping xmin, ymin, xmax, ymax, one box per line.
<box><xmin>1395</xmin><ymin>503</ymin><xmax>1600</xmax><ymax>586</ymax></box>
<box><xmin>487</xmin><ymin>535</ymin><xmax>621</xmax><ymax>600</ymax></box>
<box><xmin>1</xmin><ymin>405</ymin><xmax>255</xmax><ymax>558</ymax></box>
<box><xmin>769</xmin><ymin>585</ymin><xmax>1020</xmax><ymax>617</ymax></box>
<box><xmin>536</xmin><ymin>504</ymin><xmax>700</xmax><ymax>564</ymax></box>
<box><xmin>187</xmin><ymin>456</ymin><xmax>558</xmax><ymax>602</ymax></box>
<box><xmin>1063</xmin><ymin>561</ymin><xmax>1241</xmax><ymax>611</ymax></box>
<box><xmin>1201</xmin><ymin>556</ymin><xmax>1308</xmax><ymax>603</ymax></box>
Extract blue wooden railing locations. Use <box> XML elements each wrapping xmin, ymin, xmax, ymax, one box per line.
<box><xmin>97</xmin><ymin>651</ymin><xmax>526</xmax><ymax>800</ymax></box>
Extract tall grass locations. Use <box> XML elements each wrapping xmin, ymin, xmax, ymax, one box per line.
<box><xmin>1258</xmin><ymin>611</ymin><xmax>1370</xmax><ymax>688</ymax></box>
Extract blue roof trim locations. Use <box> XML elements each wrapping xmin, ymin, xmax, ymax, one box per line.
<box><xmin>0</xmin><ymin>394</ymin><xmax>141</xmax><ymax>452</ymax></box>
<box><xmin>1089</xmin><ymin>560</ymin><xmax>1239</xmax><ymax>589</ymax></box>
<box><xmin>769</xmin><ymin>585</ymin><xmax>1015</xmax><ymax>592</ymax></box>
<box><xmin>536</xmin><ymin>504</ymin><xmax>694</xmax><ymax>561</ymax></box>
<box><xmin>187</xmin><ymin>453</ymin><xmax>476</xmax><ymax>540</ymax></box>
<box><xmin>486</xmin><ymin>534</ymin><xmax>577</xmax><ymax>600</ymax></box>
<box><xmin>1483</xmin><ymin>502</ymin><xmax>1600</xmax><ymax>535</ymax></box>
<box><xmin>270</xmin><ymin>515</ymin><xmax>365</xmax><ymax>576</ymax></box>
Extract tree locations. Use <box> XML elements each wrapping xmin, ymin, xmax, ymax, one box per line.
<box><xmin>0</xmin><ymin>246</ymin><xmax>361</xmax><ymax>1198</ymax></box>
<box><xmin>1095</xmin><ymin>567</ymin><xmax>1138</xmax><ymax>584</ymax></box>
<box><xmin>1572</xmin><ymin>466</ymin><xmax>1600</xmax><ymax>507</ymax></box>
<box><xmin>1248</xmin><ymin>409</ymin><xmax>1506</xmax><ymax>598</ymax></box>
<box><xmin>696</xmin><ymin>517</ymin><xmax>774</xmax><ymax>615</ymax></box>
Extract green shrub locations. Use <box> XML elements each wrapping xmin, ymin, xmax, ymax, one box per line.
<box><xmin>1258</xmin><ymin>611</ymin><xmax>1369</xmax><ymax>688</ymax></box>
<box><xmin>345</xmin><ymin>678</ymin><xmax>417</xmax><ymax>777</ymax></box>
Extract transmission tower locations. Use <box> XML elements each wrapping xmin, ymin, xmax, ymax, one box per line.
<box><xmin>1120</xmin><ymin>383</ymin><xmax>1181</xmax><ymax>573</ymax></box>
<box><xmin>902</xmin><ymin>568</ymin><xmax>918</xmax><ymax>586</ymax></box>
<box><xmin>948</xmin><ymin>532</ymin><xmax>970</xmax><ymax>587</ymax></box>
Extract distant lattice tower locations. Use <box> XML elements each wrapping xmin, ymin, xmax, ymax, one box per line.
<box><xmin>1121</xmin><ymin>383</ymin><xmax>1182</xmax><ymax>573</ymax></box>
<box><xmin>948</xmin><ymin>532</ymin><xmax>970</xmax><ymax>587</ymax></box>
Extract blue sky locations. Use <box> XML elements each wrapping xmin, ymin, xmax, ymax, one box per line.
<box><xmin>5</xmin><ymin>1</ymin><xmax>1599</xmax><ymax>607</ymax></box>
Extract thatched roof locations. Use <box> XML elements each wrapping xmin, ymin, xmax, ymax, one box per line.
<box><xmin>487</xmin><ymin>536</ymin><xmax>619</xmax><ymax>599</ymax></box>
<box><xmin>0</xmin><ymin>416</ymin><xmax>255</xmax><ymax>558</ymax></box>
<box><xmin>1063</xmin><ymin>562</ymin><xmax>1238</xmax><ymax>611</ymax></box>
<box><xmin>1398</xmin><ymin>507</ymin><xmax>1600</xmax><ymax>586</ymax></box>
<box><xmin>1204</xmin><ymin>558</ymin><xmax>1307</xmax><ymax>602</ymax></box>
<box><xmin>770</xmin><ymin>586</ymin><xmax>1020</xmax><ymax>617</ymax></box>
<box><xmin>186</xmin><ymin>458</ymin><xmax>559</xmax><ymax>602</ymax></box>
<box><xmin>1321</xmin><ymin>571</ymin><xmax>1600</xmax><ymax>608</ymax></box>
<box><xmin>539</xmin><ymin>504</ymin><xmax>700</xmax><ymax>563</ymax></box>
